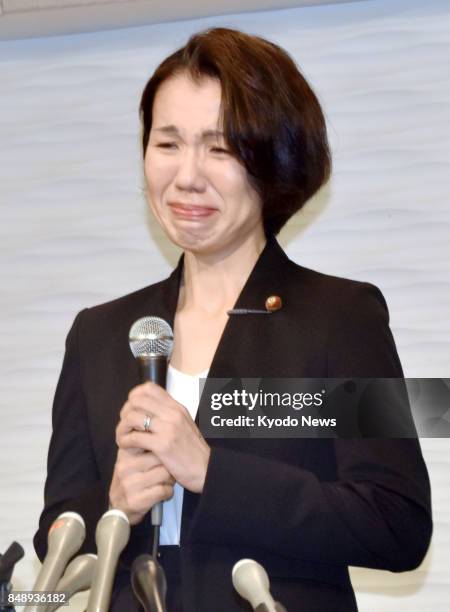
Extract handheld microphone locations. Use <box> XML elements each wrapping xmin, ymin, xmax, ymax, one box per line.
<box><xmin>24</xmin><ymin>512</ymin><xmax>85</xmax><ymax>612</ymax></box>
<box><xmin>129</xmin><ymin>316</ymin><xmax>174</xmax><ymax>528</ymax></box>
<box><xmin>131</xmin><ymin>554</ymin><xmax>167</xmax><ymax>612</ymax></box>
<box><xmin>232</xmin><ymin>559</ymin><xmax>287</xmax><ymax>612</ymax></box>
<box><xmin>46</xmin><ymin>554</ymin><xmax>97</xmax><ymax>612</ymax></box>
<box><xmin>86</xmin><ymin>509</ymin><xmax>130</xmax><ymax>612</ymax></box>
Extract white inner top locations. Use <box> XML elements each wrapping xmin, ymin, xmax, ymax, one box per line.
<box><xmin>159</xmin><ymin>363</ymin><xmax>208</xmax><ymax>546</ymax></box>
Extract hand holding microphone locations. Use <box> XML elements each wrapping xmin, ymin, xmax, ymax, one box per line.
<box><xmin>127</xmin><ymin>317</ymin><xmax>210</xmax><ymax>496</ymax></box>
<box><xmin>110</xmin><ymin>317</ymin><xmax>210</xmax><ymax>526</ymax></box>
<box><xmin>115</xmin><ymin>380</ymin><xmax>210</xmax><ymax>493</ymax></box>
<box><xmin>109</xmin><ymin>317</ymin><xmax>176</xmax><ymax>528</ymax></box>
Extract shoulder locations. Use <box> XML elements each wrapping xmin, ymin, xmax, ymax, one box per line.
<box><xmin>86</xmin><ymin>278</ymin><xmax>168</xmax><ymax>319</ymax></box>
<box><xmin>283</xmin><ymin>257</ymin><xmax>390</xmax><ymax>323</ymax></box>
<box><xmin>68</xmin><ymin>269</ymin><xmax>178</xmax><ymax>352</ymax></box>
<box><xmin>281</xmin><ymin>258</ymin><xmax>402</xmax><ymax>376</ymax></box>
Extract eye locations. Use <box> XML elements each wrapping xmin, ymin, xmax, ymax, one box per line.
<box><xmin>156</xmin><ymin>142</ymin><xmax>177</xmax><ymax>149</ymax></box>
<box><xmin>210</xmin><ymin>147</ymin><xmax>230</xmax><ymax>154</ymax></box>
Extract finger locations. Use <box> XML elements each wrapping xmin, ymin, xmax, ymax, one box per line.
<box><xmin>121</xmin><ymin>466</ymin><xmax>175</xmax><ymax>497</ymax></box>
<box><xmin>120</xmin><ymin>384</ymin><xmax>161</xmax><ymax>421</ymax></box>
<box><xmin>118</xmin><ymin>423</ymin><xmax>180</xmax><ymax>458</ymax></box>
<box><xmin>120</xmin><ymin>397</ymin><xmax>153</xmax><ymax>422</ymax></box>
<box><xmin>117</xmin><ymin>414</ymin><xmax>168</xmax><ymax>450</ymax></box>
<box><xmin>117</xmin><ymin>406</ymin><xmax>192</xmax><ymax>446</ymax></box>
<box><xmin>120</xmin><ymin>482</ymin><xmax>174</xmax><ymax>518</ymax></box>
<box><xmin>117</xmin><ymin>410</ymin><xmax>156</xmax><ymax>438</ymax></box>
<box><xmin>129</xmin><ymin>398</ymin><xmax>195</xmax><ymax>433</ymax></box>
<box><xmin>128</xmin><ymin>381</ymin><xmax>163</xmax><ymax>402</ymax></box>
<box><xmin>128</xmin><ymin>383</ymin><xmax>190</xmax><ymax>420</ymax></box>
<box><xmin>115</xmin><ymin>450</ymin><xmax>162</xmax><ymax>477</ymax></box>
<box><xmin>117</xmin><ymin>446</ymin><xmax>145</xmax><ymax>458</ymax></box>
<box><xmin>130</xmin><ymin>483</ymin><xmax>175</xmax><ymax>510</ymax></box>
<box><xmin>118</xmin><ymin>430</ymin><xmax>156</xmax><ymax>453</ymax></box>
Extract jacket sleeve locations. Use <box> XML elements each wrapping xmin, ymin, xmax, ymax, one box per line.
<box><xmin>188</xmin><ymin>283</ymin><xmax>432</xmax><ymax>572</ymax></box>
<box><xmin>33</xmin><ymin>309</ymin><xmax>109</xmax><ymax>561</ymax></box>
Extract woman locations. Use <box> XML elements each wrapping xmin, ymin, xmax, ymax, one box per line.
<box><xmin>34</xmin><ymin>28</ymin><xmax>432</xmax><ymax>611</ymax></box>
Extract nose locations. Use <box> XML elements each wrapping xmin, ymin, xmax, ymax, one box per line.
<box><xmin>174</xmin><ymin>148</ymin><xmax>207</xmax><ymax>193</ymax></box>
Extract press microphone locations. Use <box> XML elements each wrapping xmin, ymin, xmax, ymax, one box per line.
<box><xmin>129</xmin><ymin>316</ymin><xmax>174</xmax><ymax>528</ymax></box>
<box><xmin>46</xmin><ymin>554</ymin><xmax>97</xmax><ymax>612</ymax></box>
<box><xmin>232</xmin><ymin>559</ymin><xmax>287</xmax><ymax>612</ymax></box>
<box><xmin>24</xmin><ymin>512</ymin><xmax>85</xmax><ymax>612</ymax></box>
<box><xmin>86</xmin><ymin>509</ymin><xmax>130</xmax><ymax>612</ymax></box>
<box><xmin>0</xmin><ymin>541</ymin><xmax>24</xmax><ymax>583</ymax></box>
<box><xmin>0</xmin><ymin>541</ymin><xmax>24</xmax><ymax>612</ymax></box>
<box><xmin>131</xmin><ymin>554</ymin><xmax>167</xmax><ymax>612</ymax></box>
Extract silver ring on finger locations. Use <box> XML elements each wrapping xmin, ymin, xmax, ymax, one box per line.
<box><xmin>143</xmin><ymin>415</ymin><xmax>152</xmax><ymax>432</ymax></box>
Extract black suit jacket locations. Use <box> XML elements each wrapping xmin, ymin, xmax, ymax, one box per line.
<box><xmin>34</xmin><ymin>237</ymin><xmax>432</xmax><ymax>611</ymax></box>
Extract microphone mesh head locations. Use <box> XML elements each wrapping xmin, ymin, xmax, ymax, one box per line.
<box><xmin>129</xmin><ymin>317</ymin><xmax>173</xmax><ymax>359</ymax></box>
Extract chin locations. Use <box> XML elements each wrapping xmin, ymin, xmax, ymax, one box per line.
<box><xmin>165</xmin><ymin>225</ymin><xmax>219</xmax><ymax>254</ymax></box>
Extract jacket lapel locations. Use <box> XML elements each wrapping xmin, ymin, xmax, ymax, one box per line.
<box><xmin>148</xmin><ymin>236</ymin><xmax>293</xmax><ymax>379</ymax></box>
<box><xmin>207</xmin><ymin>235</ymin><xmax>293</xmax><ymax>380</ymax></box>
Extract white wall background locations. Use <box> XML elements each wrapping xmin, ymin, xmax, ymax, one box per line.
<box><xmin>1</xmin><ymin>0</ymin><xmax>449</xmax><ymax>609</ymax></box>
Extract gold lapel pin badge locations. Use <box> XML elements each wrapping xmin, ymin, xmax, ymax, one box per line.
<box><xmin>227</xmin><ymin>295</ymin><xmax>282</xmax><ymax>315</ymax></box>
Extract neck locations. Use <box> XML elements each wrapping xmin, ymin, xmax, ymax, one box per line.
<box><xmin>179</xmin><ymin>231</ymin><xmax>267</xmax><ymax>315</ymax></box>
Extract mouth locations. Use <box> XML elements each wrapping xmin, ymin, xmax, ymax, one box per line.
<box><xmin>168</xmin><ymin>202</ymin><xmax>218</xmax><ymax>219</ymax></box>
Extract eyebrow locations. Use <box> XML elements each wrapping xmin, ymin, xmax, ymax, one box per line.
<box><xmin>153</xmin><ymin>125</ymin><xmax>225</xmax><ymax>139</ymax></box>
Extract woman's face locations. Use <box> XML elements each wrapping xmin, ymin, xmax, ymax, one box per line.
<box><xmin>144</xmin><ymin>72</ymin><xmax>264</xmax><ymax>258</ymax></box>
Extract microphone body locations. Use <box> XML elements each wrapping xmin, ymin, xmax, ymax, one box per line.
<box><xmin>137</xmin><ymin>356</ymin><xmax>168</xmax><ymax>388</ymax></box>
<box><xmin>24</xmin><ymin>512</ymin><xmax>85</xmax><ymax>612</ymax></box>
<box><xmin>255</xmin><ymin>604</ymin><xmax>287</xmax><ymax>612</ymax></box>
<box><xmin>46</xmin><ymin>554</ymin><xmax>97</xmax><ymax>612</ymax></box>
<box><xmin>137</xmin><ymin>355</ymin><xmax>168</xmax><ymax>527</ymax></box>
<box><xmin>232</xmin><ymin>559</ymin><xmax>287</xmax><ymax>612</ymax></box>
<box><xmin>129</xmin><ymin>317</ymin><xmax>174</xmax><ymax>528</ymax></box>
<box><xmin>131</xmin><ymin>555</ymin><xmax>167</xmax><ymax>612</ymax></box>
<box><xmin>86</xmin><ymin>509</ymin><xmax>130</xmax><ymax>612</ymax></box>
